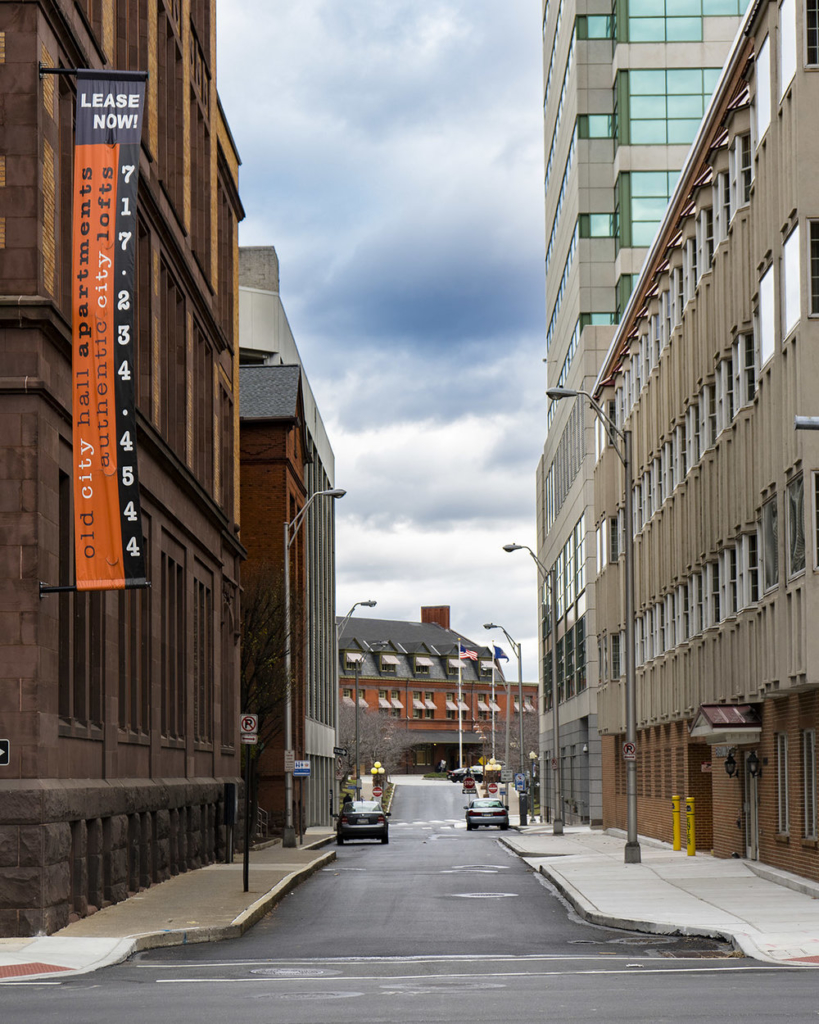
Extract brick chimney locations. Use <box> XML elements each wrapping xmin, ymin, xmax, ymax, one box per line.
<box><xmin>421</xmin><ymin>605</ymin><xmax>450</xmax><ymax>629</ymax></box>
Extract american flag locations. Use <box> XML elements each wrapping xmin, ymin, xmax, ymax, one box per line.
<box><xmin>458</xmin><ymin>643</ymin><xmax>478</xmax><ymax>661</ymax></box>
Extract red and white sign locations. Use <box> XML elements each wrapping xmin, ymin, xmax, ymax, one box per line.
<box><xmin>463</xmin><ymin>777</ymin><xmax>476</xmax><ymax>791</ymax></box>
<box><xmin>487</xmin><ymin>782</ymin><xmax>498</xmax><ymax>795</ymax></box>
<box><xmin>372</xmin><ymin>786</ymin><xmax>383</xmax><ymax>797</ymax></box>
<box><xmin>240</xmin><ymin>714</ymin><xmax>258</xmax><ymax>735</ymax></box>
<box><xmin>623</xmin><ymin>742</ymin><xmax>637</xmax><ymax>761</ymax></box>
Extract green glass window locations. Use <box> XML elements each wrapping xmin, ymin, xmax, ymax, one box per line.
<box><xmin>578</xmin><ymin>114</ymin><xmax>614</xmax><ymax>138</ymax></box>
<box><xmin>580</xmin><ymin>312</ymin><xmax>618</xmax><ymax>328</ymax></box>
<box><xmin>625</xmin><ymin>68</ymin><xmax>722</xmax><ymax>147</ymax></box>
<box><xmin>616</xmin><ymin>171</ymin><xmax>679</xmax><ymax>250</ymax></box>
<box><xmin>576</xmin><ymin>14</ymin><xmax>612</xmax><ymax>38</ymax></box>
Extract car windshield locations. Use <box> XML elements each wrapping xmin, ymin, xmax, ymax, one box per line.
<box><xmin>471</xmin><ymin>799</ymin><xmax>503</xmax><ymax>808</ymax></box>
<box><xmin>351</xmin><ymin>801</ymin><xmax>380</xmax><ymax>811</ymax></box>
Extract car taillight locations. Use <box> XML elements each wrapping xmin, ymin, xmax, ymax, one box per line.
<box><xmin>377</xmin><ymin>815</ymin><xmax>385</xmax><ymax>823</ymax></box>
<box><xmin>341</xmin><ymin>815</ymin><xmax>349</xmax><ymax>823</ymax></box>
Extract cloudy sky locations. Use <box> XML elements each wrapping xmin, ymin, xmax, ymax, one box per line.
<box><xmin>217</xmin><ymin>1</ymin><xmax>546</xmax><ymax>677</ymax></box>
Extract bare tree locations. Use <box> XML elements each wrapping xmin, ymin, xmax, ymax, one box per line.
<box><xmin>240</xmin><ymin>563</ymin><xmax>290</xmax><ymax>748</ymax></box>
<box><xmin>337</xmin><ymin>703</ymin><xmax>415</xmax><ymax>780</ymax></box>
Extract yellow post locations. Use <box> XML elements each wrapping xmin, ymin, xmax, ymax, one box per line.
<box><xmin>671</xmin><ymin>795</ymin><xmax>681</xmax><ymax>851</ymax></box>
<box><xmin>686</xmin><ymin>796</ymin><xmax>696</xmax><ymax>856</ymax></box>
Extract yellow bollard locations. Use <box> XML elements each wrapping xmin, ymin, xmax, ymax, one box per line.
<box><xmin>671</xmin><ymin>795</ymin><xmax>681</xmax><ymax>851</ymax></box>
<box><xmin>686</xmin><ymin>796</ymin><xmax>696</xmax><ymax>856</ymax></box>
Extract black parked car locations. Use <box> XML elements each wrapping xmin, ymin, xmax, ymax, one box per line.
<box><xmin>336</xmin><ymin>800</ymin><xmax>390</xmax><ymax>844</ymax></box>
<box><xmin>447</xmin><ymin>766</ymin><xmax>484</xmax><ymax>783</ymax></box>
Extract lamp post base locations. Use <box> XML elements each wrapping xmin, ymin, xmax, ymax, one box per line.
<box><xmin>553</xmin><ymin>817</ymin><xmax>564</xmax><ymax>836</ymax></box>
<box><xmin>624</xmin><ymin>841</ymin><xmax>641</xmax><ymax>864</ymax></box>
<box><xmin>283</xmin><ymin>826</ymin><xmax>297</xmax><ymax>849</ymax></box>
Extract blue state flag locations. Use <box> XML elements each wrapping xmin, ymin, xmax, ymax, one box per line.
<box><xmin>493</xmin><ymin>645</ymin><xmax>509</xmax><ymax>661</ymax></box>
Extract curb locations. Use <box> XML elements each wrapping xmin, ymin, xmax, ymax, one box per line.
<box><xmin>2</xmin><ymin>842</ymin><xmax>338</xmax><ymax>981</ymax></box>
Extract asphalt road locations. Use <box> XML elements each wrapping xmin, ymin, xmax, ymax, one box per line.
<box><xmin>5</xmin><ymin>777</ymin><xmax>819</xmax><ymax>1023</ymax></box>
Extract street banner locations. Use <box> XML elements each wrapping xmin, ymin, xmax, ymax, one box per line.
<box><xmin>72</xmin><ymin>70</ymin><xmax>148</xmax><ymax>590</ymax></box>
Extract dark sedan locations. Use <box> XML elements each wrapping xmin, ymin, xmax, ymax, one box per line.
<box><xmin>336</xmin><ymin>800</ymin><xmax>390</xmax><ymax>844</ymax></box>
<box><xmin>447</xmin><ymin>765</ymin><xmax>484</xmax><ymax>783</ymax></box>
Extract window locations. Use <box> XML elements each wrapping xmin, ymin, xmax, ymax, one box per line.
<box><xmin>610</xmin><ymin>512</ymin><xmax>621</xmax><ymax>562</ymax></box>
<box><xmin>758</xmin><ymin>264</ymin><xmax>776</xmax><ymax>366</ymax></box>
<box><xmin>782</xmin><ymin>224</ymin><xmax>801</xmax><ymax>338</ymax></box>
<box><xmin>722</xmin><ymin>547</ymin><xmax>738</xmax><ymax>616</ymax></box>
<box><xmin>787</xmin><ymin>474</ymin><xmax>806</xmax><ymax>575</ymax></box>
<box><xmin>424</xmin><ymin>692</ymin><xmax>435</xmax><ymax>719</ymax></box>
<box><xmin>675</xmin><ymin>422</ymin><xmax>688</xmax><ymax>480</ymax></box>
<box><xmin>683</xmin><ymin>237</ymin><xmax>697</xmax><ymax>305</ymax></box>
<box><xmin>713</xmin><ymin>172</ymin><xmax>730</xmax><ymax>245</ymax></box>
<box><xmin>732</xmin><ymin>333</ymin><xmax>757</xmax><ymax>408</ymax></box>
<box><xmin>803</xmin><ymin>730</ymin><xmax>817</xmax><ymax>840</ymax></box>
<box><xmin>412</xmin><ymin>690</ymin><xmax>424</xmax><ymax>719</ymax></box>
<box><xmin>762</xmin><ymin>496</ymin><xmax>779</xmax><ymax>591</ymax></box>
<box><xmin>777</xmin><ymin>733</ymin><xmax>790</xmax><ymax>834</ymax></box>
<box><xmin>780</xmin><ymin>0</ymin><xmax>797</xmax><ymax>97</ymax></box>
<box><xmin>446</xmin><ymin>692</ymin><xmax>457</xmax><ymax>719</ymax></box>
<box><xmin>597</xmin><ymin>519</ymin><xmax>608</xmax><ymax>571</ymax></box>
<box><xmin>702</xmin><ymin>384</ymin><xmax>717</xmax><ymax>449</ymax></box>
<box><xmin>710</xmin><ymin>561</ymin><xmax>721</xmax><ymax>625</ymax></box>
<box><xmin>747</xmin><ymin>531</ymin><xmax>760</xmax><ymax>603</ymax></box>
<box><xmin>618</xmin><ymin>170</ymin><xmax>680</xmax><ymax>247</ymax></box>
<box><xmin>611</xmin><ymin>632</ymin><xmax>622</xmax><ymax>678</ymax></box>
<box><xmin>813</xmin><ymin>472</ymin><xmax>819</xmax><ymax>568</ymax></box>
<box><xmin>716</xmin><ymin>359</ymin><xmax>734</xmax><ymax>434</ymax></box>
<box><xmin>729</xmin><ymin>133</ymin><xmax>752</xmax><ymax>213</ymax></box>
<box><xmin>755</xmin><ymin>36</ymin><xmax>771</xmax><ymax>142</ymax></box>
<box><xmin>625</xmin><ymin>68</ymin><xmax>721</xmax><ymax>146</ymax></box>
<box><xmin>686</xmin><ymin>402</ymin><xmax>700</xmax><ymax>468</ymax></box>
<box><xmin>810</xmin><ymin>221</ymin><xmax>819</xmax><ymax>314</ymax></box>
<box><xmin>808</xmin><ymin>0</ymin><xmax>819</xmax><ymax>65</ymax></box>
<box><xmin>696</xmin><ymin>207</ymin><xmax>714</xmax><ymax>278</ymax></box>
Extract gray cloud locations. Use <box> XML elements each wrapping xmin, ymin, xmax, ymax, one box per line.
<box><xmin>218</xmin><ymin>0</ymin><xmax>546</xmax><ymax>678</ymax></box>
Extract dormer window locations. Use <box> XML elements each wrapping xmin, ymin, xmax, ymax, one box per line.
<box><xmin>380</xmin><ymin>654</ymin><xmax>398</xmax><ymax>674</ymax></box>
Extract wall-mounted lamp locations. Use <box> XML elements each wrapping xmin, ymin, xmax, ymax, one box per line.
<box><xmin>747</xmin><ymin>750</ymin><xmax>762</xmax><ymax>777</ymax></box>
<box><xmin>724</xmin><ymin>750</ymin><xmax>737</xmax><ymax>778</ymax></box>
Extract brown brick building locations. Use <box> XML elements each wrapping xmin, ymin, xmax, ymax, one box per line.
<box><xmin>0</xmin><ymin>1</ymin><xmax>244</xmax><ymax>934</ymax></box>
<box><xmin>338</xmin><ymin>606</ymin><xmax>538</xmax><ymax>777</ymax></box>
<box><xmin>238</xmin><ymin>247</ymin><xmax>341</xmax><ymax>833</ymax></box>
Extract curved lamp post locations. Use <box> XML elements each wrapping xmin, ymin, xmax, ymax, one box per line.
<box><xmin>283</xmin><ymin>487</ymin><xmax>346</xmax><ymax>848</ymax></box>
<box><xmin>501</xmin><ymin>544</ymin><xmax>562</xmax><ymax>835</ymax></box>
<box><xmin>547</xmin><ymin>385</ymin><xmax>640</xmax><ymax>864</ymax></box>
<box><xmin>483</xmin><ymin>621</ymin><xmax>527</xmax><ymax>826</ymax></box>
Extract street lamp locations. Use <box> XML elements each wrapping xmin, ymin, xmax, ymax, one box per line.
<box><xmin>337</xmin><ymin>599</ymin><xmax>377</xmax><ymax>641</ymax></box>
<box><xmin>547</xmin><ymin>385</ymin><xmax>640</xmax><ymax>863</ymax></box>
<box><xmin>501</xmin><ymin>543</ymin><xmax>562</xmax><ymax>836</ymax></box>
<box><xmin>283</xmin><ymin>487</ymin><xmax>346</xmax><ymax>848</ymax></box>
<box><xmin>371</xmin><ymin>761</ymin><xmax>386</xmax><ymax>797</ymax></box>
<box><xmin>484</xmin><ymin>621</ymin><xmax>528</xmax><ymax>826</ymax></box>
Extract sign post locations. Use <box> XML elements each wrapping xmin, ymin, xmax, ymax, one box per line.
<box><xmin>240</xmin><ymin>713</ymin><xmax>259</xmax><ymax>892</ymax></box>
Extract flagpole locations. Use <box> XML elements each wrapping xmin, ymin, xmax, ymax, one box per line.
<box><xmin>458</xmin><ymin>640</ymin><xmax>464</xmax><ymax>769</ymax></box>
<box><xmin>489</xmin><ymin>659</ymin><xmax>495</xmax><ymax>765</ymax></box>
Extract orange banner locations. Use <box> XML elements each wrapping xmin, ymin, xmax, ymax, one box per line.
<box><xmin>72</xmin><ymin>72</ymin><xmax>147</xmax><ymax>590</ymax></box>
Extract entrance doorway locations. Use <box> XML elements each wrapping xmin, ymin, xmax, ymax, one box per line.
<box><xmin>744</xmin><ymin>751</ymin><xmax>759</xmax><ymax>860</ymax></box>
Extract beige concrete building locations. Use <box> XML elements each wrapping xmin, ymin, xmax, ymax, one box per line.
<box><xmin>591</xmin><ymin>0</ymin><xmax>819</xmax><ymax>878</ymax></box>
<box><xmin>537</xmin><ymin>0</ymin><xmax>748</xmax><ymax>826</ymax></box>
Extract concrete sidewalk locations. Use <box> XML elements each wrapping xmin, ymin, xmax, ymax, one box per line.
<box><xmin>0</xmin><ymin>828</ymin><xmax>335</xmax><ymax>982</ymax></box>
<box><xmin>6</xmin><ymin>809</ymin><xmax>819</xmax><ymax>982</ymax></box>
<box><xmin>502</xmin><ymin>824</ymin><xmax>819</xmax><ymax>968</ymax></box>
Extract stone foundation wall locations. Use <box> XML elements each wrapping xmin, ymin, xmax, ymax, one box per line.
<box><xmin>0</xmin><ymin>777</ymin><xmax>240</xmax><ymax>936</ymax></box>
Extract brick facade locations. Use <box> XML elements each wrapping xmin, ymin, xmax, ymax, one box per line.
<box><xmin>0</xmin><ymin>0</ymin><xmax>244</xmax><ymax>935</ymax></box>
